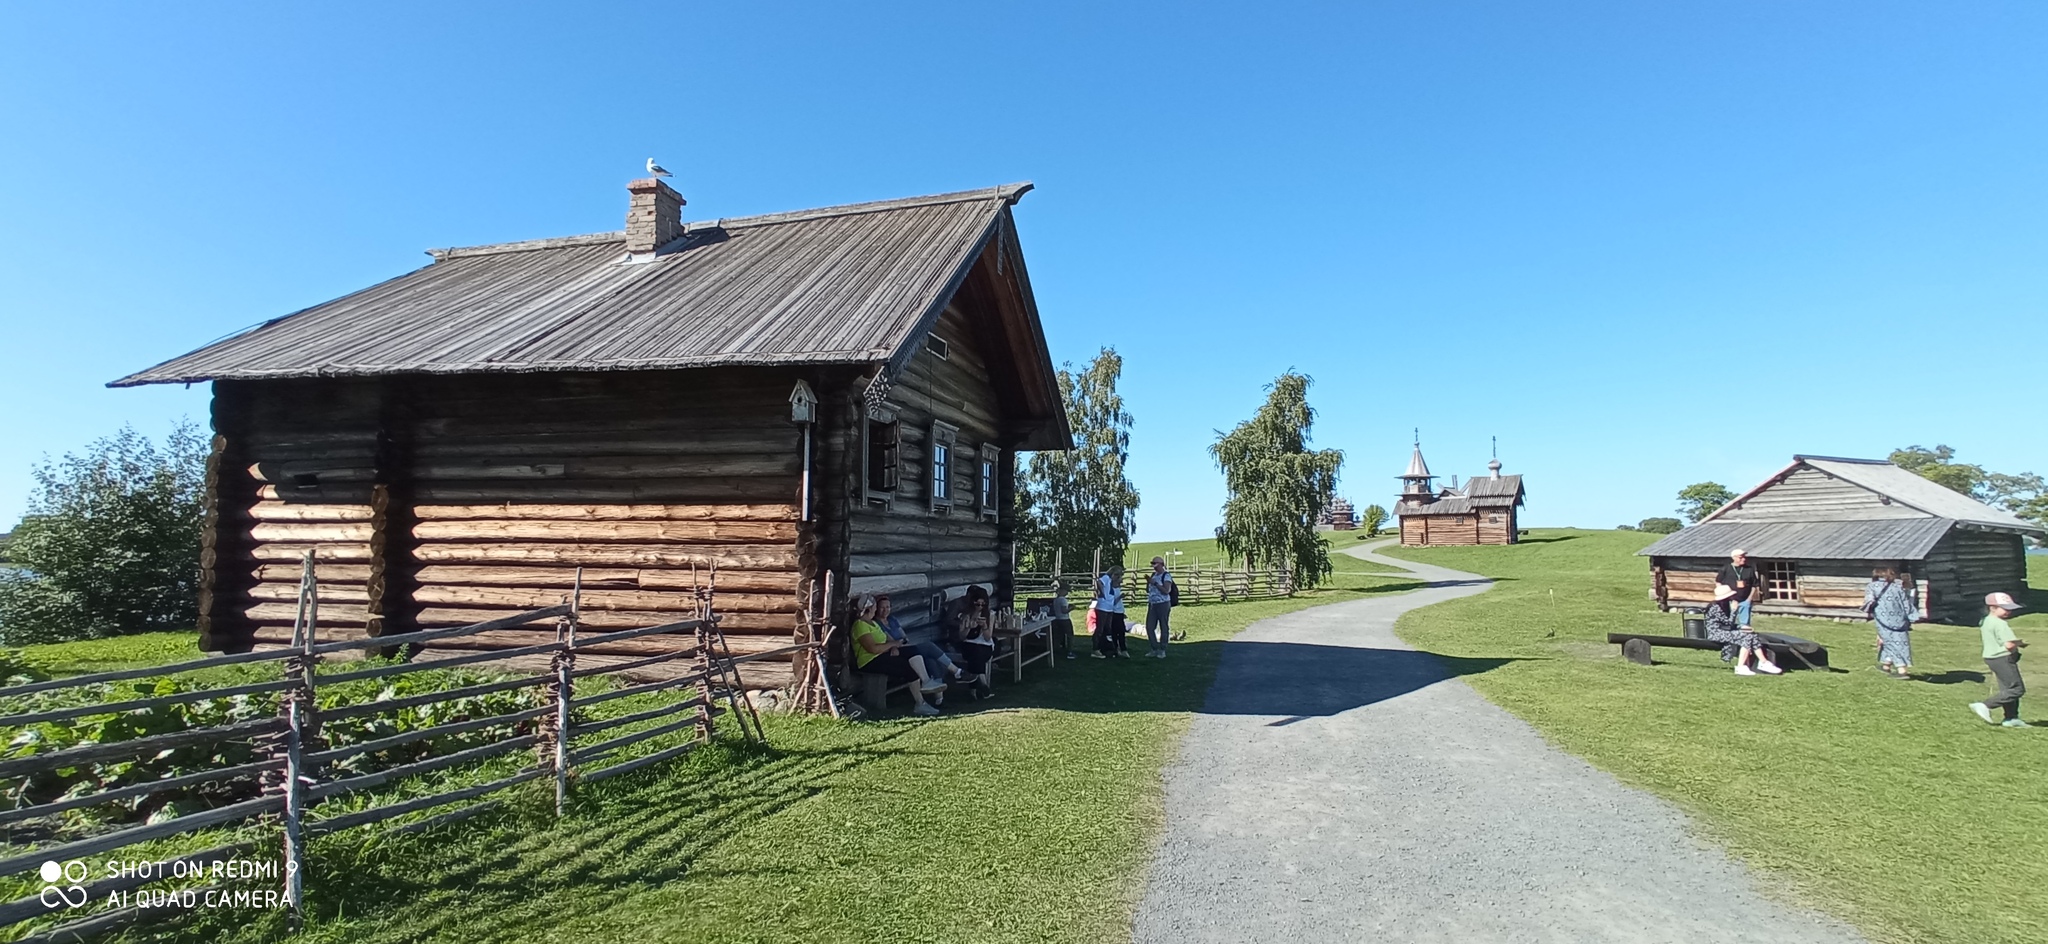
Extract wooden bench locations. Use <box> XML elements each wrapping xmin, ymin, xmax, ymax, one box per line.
<box><xmin>1606</xmin><ymin>632</ymin><xmax>1830</xmax><ymax>669</ymax></box>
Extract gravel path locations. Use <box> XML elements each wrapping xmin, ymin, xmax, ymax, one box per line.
<box><xmin>1130</xmin><ymin>540</ymin><xmax>1866</xmax><ymax>944</ymax></box>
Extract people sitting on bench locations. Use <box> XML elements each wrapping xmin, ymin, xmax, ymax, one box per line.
<box><xmin>952</xmin><ymin>586</ymin><xmax>997</xmax><ymax>698</ymax></box>
<box><xmin>1706</xmin><ymin>586</ymin><xmax>1782</xmax><ymax>677</ymax></box>
<box><xmin>876</xmin><ymin>593</ymin><xmax>970</xmax><ymax>684</ymax></box>
<box><xmin>851</xmin><ymin>594</ymin><xmax>949</xmax><ymax>715</ymax></box>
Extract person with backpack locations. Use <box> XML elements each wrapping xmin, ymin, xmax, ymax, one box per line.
<box><xmin>1144</xmin><ymin>556</ymin><xmax>1178</xmax><ymax>659</ymax></box>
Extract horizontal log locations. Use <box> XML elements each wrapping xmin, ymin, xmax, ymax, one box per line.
<box><xmin>850</xmin><ymin>531</ymin><xmax>997</xmax><ymax>554</ymax></box>
<box><xmin>411</xmin><ymin>430</ymin><xmax>799</xmax><ymax>457</ymax></box>
<box><xmin>408</xmin><ymin>564</ymin><xmax>798</xmax><ymax>594</ymax></box>
<box><xmin>255</xmin><ymin>484</ymin><xmax>375</xmax><ymax>503</ymax></box>
<box><xmin>410</xmin><ymin>455</ymin><xmax>799</xmax><ymax>481</ymax></box>
<box><xmin>412</xmin><ymin>479</ymin><xmax>797</xmax><ymax>503</ymax></box>
<box><xmin>416</xmin><ymin>630</ymin><xmax>794</xmax><ymax>658</ymax></box>
<box><xmin>850</xmin><ymin>551</ymin><xmax>999</xmax><ymax>576</ymax></box>
<box><xmin>412</xmin><ymin>520</ymin><xmax>799</xmax><ymax>544</ymax></box>
<box><xmin>244</xmin><ymin>602</ymin><xmax>370</xmax><ymax>625</ymax></box>
<box><xmin>250</xmin><ymin>522</ymin><xmax>375</xmax><ymax>543</ymax></box>
<box><xmin>849</xmin><ymin>573</ymin><xmax>932</xmax><ymax>597</ymax></box>
<box><xmin>409</xmin><ymin>542</ymin><xmax>798</xmax><ymax>570</ymax></box>
<box><xmin>414</xmin><ymin>607</ymin><xmax>794</xmax><ymax>632</ymax></box>
<box><xmin>247</xmin><ymin>582</ymin><xmax>370</xmax><ymax>605</ymax></box>
<box><xmin>244</xmin><ymin>502</ymin><xmax>375</xmax><ymax>522</ymax></box>
<box><xmin>253</xmin><ymin>563</ymin><xmax>373</xmax><ymax>582</ymax></box>
<box><xmin>411</xmin><ymin>503</ymin><xmax>797</xmax><ymax>522</ymax></box>
<box><xmin>240</xmin><ymin>543</ymin><xmax>376</xmax><ymax>563</ymax></box>
<box><xmin>411</xmin><ymin>585</ymin><xmax>793</xmax><ymax>614</ymax></box>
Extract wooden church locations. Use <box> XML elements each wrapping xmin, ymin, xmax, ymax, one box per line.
<box><xmin>1395</xmin><ymin>442</ymin><xmax>1526</xmax><ymax>546</ymax></box>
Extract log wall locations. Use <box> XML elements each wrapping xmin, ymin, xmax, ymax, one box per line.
<box><xmin>841</xmin><ymin>303</ymin><xmax>1014</xmax><ymax>637</ymax></box>
<box><xmin>209</xmin><ymin>369</ymin><xmax>828</xmax><ymax>662</ymax></box>
<box><xmin>1651</xmin><ymin>530</ymin><xmax>2026</xmax><ymax>624</ymax></box>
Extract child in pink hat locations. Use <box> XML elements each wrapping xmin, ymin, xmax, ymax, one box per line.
<box><xmin>1969</xmin><ymin>592</ymin><xmax>2029</xmax><ymax>727</ymax></box>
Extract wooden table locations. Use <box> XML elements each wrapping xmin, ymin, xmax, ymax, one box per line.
<box><xmin>994</xmin><ymin>616</ymin><xmax>1056</xmax><ymax>683</ymax></box>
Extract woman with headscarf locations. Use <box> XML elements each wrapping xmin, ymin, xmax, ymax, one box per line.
<box><xmin>1864</xmin><ymin>567</ymin><xmax>1919</xmax><ymax>679</ymax></box>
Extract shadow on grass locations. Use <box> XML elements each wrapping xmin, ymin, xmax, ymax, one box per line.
<box><xmin>191</xmin><ymin>730</ymin><xmax>918</xmax><ymax>944</ymax></box>
<box><xmin>1917</xmin><ymin>670</ymin><xmax>1987</xmax><ymax>685</ymax></box>
<box><xmin>979</xmin><ymin>640</ymin><xmax>1520</xmax><ymax>719</ymax></box>
<box><xmin>1511</xmin><ymin>535</ymin><xmax>1580</xmax><ymax>544</ymax></box>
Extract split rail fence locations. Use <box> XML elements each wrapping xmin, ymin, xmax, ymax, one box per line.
<box><xmin>0</xmin><ymin>555</ymin><xmax>803</xmax><ymax>943</ymax></box>
<box><xmin>1014</xmin><ymin>559</ymin><xmax>1294</xmax><ymax>606</ymax></box>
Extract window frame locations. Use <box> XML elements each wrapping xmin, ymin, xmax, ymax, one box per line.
<box><xmin>1761</xmin><ymin>560</ymin><xmax>1800</xmax><ymax>601</ymax></box>
<box><xmin>929</xmin><ymin>421</ymin><xmax>958</xmax><ymax>513</ymax></box>
<box><xmin>863</xmin><ymin>403</ymin><xmax>901</xmax><ymax>506</ymax></box>
<box><xmin>977</xmin><ymin>444</ymin><xmax>1000</xmax><ymax>518</ymax></box>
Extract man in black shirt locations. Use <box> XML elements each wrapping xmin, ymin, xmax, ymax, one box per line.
<box><xmin>1716</xmin><ymin>549</ymin><xmax>1761</xmax><ymax>630</ymax></box>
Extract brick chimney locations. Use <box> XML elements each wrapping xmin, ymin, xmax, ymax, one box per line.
<box><xmin>625</xmin><ymin>177</ymin><xmax>685</xmax><ymax>254</ymax></box>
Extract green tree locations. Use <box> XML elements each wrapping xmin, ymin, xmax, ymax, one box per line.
<box><xmin>1211</xmin><ymin>372</ymin><xmax>1344</xmax><ymax>589</ymax></box>
<box><xmin>1637</xmin><ymin>517</ymin><xmax>1683</xmax><ymax>534</ymax></box>
<box><xmin>1359</xmin><ymin>504</ymin><xmax>1389</xmax><ymax>538</ymax></box>
<box><xmin>1676</xmin><ymin>482</ymin><xmax>1735</xmax><ymax>524</ymax></box>
<box><xmin>1986</xmin><ymin>471</ymin><xmax>2048</xmax><ymax>532</ymax></box>
<box><xmin>1889</xmin><ymin>444</ymin><xmax>1988</xmax><ymax>497</ymax></box>
<box><xmin>1014</xmin><ymin>348</ymin><xmax>1140</xmax><ymax>573</ymax></box>
<box><xmin>0</xmin><ymin>422</ymin><xmax>207</xmax><ymax>644</ymax></box>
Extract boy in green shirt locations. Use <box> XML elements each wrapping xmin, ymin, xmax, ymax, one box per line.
<box><xmin>1969</xmin><ymin>591</ymin><xmax>2029</xmax><ymax>728</ymax></box>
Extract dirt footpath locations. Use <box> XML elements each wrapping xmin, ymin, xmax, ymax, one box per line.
<box><xmin>1130</xmin><ymin>541</ymin><xmax>1866</xmax><ymax>944</ymax></box>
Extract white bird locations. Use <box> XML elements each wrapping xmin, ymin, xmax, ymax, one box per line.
<box><xmin>646</xmin><ymin>158</ymin><xmax>672</xmax><ymax>178</ymax></box>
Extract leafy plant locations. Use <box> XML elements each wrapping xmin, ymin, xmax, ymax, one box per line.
<box><xmin>1014</xmin><ymin>348</ymin><xmax>1141</xmax><ymax>572</ymax></box>
<box><xmin>1637</xmin><ymin>517</ymin><xmax>1682</xmax><ymax>534</ymax></box>
<box><xmin>1359</xmin><ymin>504</ymin><xmax>1389</xmax><ymax>538</ymax></box>
<box><xmin>1211</xmin><ymin>371</ymin><xmax>1344</xmax><ymax>589</ymax></box>
<box><xmin>0</xmin><ymin>422</ymin><xmax>207</xmax><ymax>644</ymax></box>
<box><xmin>1675</xmin><ymin>482</ymin><xmax>1735</xmax><ymax>524</ymax></box>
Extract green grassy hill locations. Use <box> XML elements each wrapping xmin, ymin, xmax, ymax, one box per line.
<box><xmin>1383</xmin><ymin>529</ymin><xmax>2048</xmax><ymax>944</ymax></box>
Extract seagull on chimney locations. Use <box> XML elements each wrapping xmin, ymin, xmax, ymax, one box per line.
<box><xmin>646</xmin><ymin>158</ymin><xmax>672</xmax><ymax>178</ymax></box>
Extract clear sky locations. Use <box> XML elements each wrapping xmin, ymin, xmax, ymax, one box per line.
<box><xmin>2</xmin><ymin>2</ymin><xmax>2043</xmax><ymax>540</ymax></box>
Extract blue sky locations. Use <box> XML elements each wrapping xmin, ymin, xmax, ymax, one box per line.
<box><xmin>2</xmin><ymin>2</ymin><xmax>2043</xmax><ymax>540</ymax></box>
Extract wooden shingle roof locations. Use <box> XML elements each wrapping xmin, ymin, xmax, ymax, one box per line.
<box><xmin>113</xmin><ymin>183</ymin><xmax>1046</xmax><ymax>386</ymax></box>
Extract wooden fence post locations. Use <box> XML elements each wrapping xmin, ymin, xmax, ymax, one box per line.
<box><xmin>280</xmin><ymin>551</ymin><xmax>317</xmax><ymax>918</ymax></box>
<box><xmin>552</xmin><ymin>570</ymin><xmax>580</xmax><ymax>817</ymax></box>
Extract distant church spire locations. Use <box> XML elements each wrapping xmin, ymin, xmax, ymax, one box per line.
<box><xmin>1399</xmin><ymin>431</ymin><xmax>1435</xmax><ymax>501</ymax></box>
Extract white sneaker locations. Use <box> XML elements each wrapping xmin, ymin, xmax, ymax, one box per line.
<box><xmin>2001</xmin><ymin>719</ymin><xmax>2028</xmax><ymax>728</ymax></box>
<box><xmin>1970</xmin><ymin>703</ymin><xmax>1995</xmax><ymax>724</ymax></box>
<box><xmin>921</xmin><ymin>677</ymin><xmax>948</xmax><ymax>692</ymax></box>
<box><xmin>912</xmin><ymin>702</ymin><xmax>940</xmax><ymax>716</ymax></box>
<box><xmin>1756</xmin><ymin>661</ymin><xmax>1783</xmax><ymax>675</ymax></box>
<box><xmin>1734</xmin><ymin>665</ymin><xmax>1757</xmax><ymax>676</ymax></box>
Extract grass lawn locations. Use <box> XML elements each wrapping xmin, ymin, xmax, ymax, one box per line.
<box><xmin>39</xmin><ymin>568</ymin><xmax>1414</xmax><ymax>943</ymax></box>
<box><xmin>1381</xmin><ymin>529</ymin><xmax>2048</xmax><ymax>944</ymax></box>
<box><xmin>1124</xmin><ymin>534</ymin><xmax>1404</xmax><ymax>575</ymax></box>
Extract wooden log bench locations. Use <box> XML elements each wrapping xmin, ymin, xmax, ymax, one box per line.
<box><xmin>854</xmin><ymin>671</ymin><xmax>924</xmax><ymax>714</ymax></box>
<box><xmin>1606</xmin><ymin>632</ymin><xmax>1830</xmax><ymax>669</ymax></box>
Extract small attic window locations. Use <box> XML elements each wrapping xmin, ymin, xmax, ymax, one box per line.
<box><xmin>924</xmin><ymin>336</ymin><xmax>950</xmax><ymax>360</ymax></box>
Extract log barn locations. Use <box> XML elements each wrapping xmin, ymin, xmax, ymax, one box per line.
<box><xmin>1394</xmin><ymin>443</ymin><xmax>1526</xmax><ymax>546</ymax></box>
<box><xmin>1639</xmin><ymin>455</ymin><xmax>2045</xmax><ymax>624</ymax></box>
<box><xmin>113</xmin><ymin>177</ymin><xmax>1072</xmax><ymax>687</ymax></box>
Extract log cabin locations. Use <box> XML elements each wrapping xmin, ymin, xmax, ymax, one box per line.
<box><xmin>112</xmin><ymin>177</ymin><xmax>1072</xmax><ymax>688</ymax></box>
<box><xmin>1394</xmin><ymin>443</ymin><xmax>1525</xmax><ymax>546</ymax></box>
<box><xmin>1639</xmin><ymin>455</ymin><xmax>2045</xmax><ymax>624</ymax></box>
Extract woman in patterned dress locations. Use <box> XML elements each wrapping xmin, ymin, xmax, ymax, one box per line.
<box><xmin>1706</xmin><ymin>584</ymin><xmax>1782</xmax><ymax>676</ymax></box>
<box><xmin>1864</xmin><ymin>567</ymin><xmax>1919</xmax><ymax>679</ymax></box>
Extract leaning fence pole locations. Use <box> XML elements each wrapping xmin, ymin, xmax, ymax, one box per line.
<box><xmin>553</xmin><ymin>570</ymin><xmax>580</xmax><ymax>817</ymax></box>
<box><xmin>280</xmin><ymin>550</ymin><xmax>316</xmax><ymax>918</ymax></box>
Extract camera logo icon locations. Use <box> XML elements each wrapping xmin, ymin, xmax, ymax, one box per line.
<box><xmin>40</xmin><ymin>860</ymin><xmax>88</xmax><ymax>909</ymax></box>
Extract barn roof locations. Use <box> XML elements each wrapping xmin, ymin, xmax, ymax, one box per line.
<box><xmin>1699</xmin><ymin>455</ymin><xmax>2043</xmax><ymax>536</ymax></box>
<box><xmin>1636</xmin><ymin>518</ymin><xmax>1956</xmax><ymax>560</ymax></box>
<box><xmin>110</xmin><ymin>185</ymin><xmax>1066</xmax><ymax>449</ymax></box>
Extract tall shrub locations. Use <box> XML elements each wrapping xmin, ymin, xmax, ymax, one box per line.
<box><xmin>0</xmin><ymin>422</ymin><xmax>207</xmax><ymax>644</ymax></box>
<box><xmin>1014</xmin><ymin>348</ymin><xmax>1141</xmax><ymax>572</ymax></box>
<box><xmin>1211</xmin><ymin>372</ymin><xmax>1343</xmax><ymax>589</ymax></box>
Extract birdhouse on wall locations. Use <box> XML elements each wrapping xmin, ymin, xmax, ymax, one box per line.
<box><xmin>789</xmin><ymin>380</ymin><xmax>817</xmax><ymax>424</ymax></box>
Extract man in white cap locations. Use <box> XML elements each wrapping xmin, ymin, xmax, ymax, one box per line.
<box><xmin>1716</xmin><ymin>549</ymin><xmax>1762</xmax><ymax>631</ymax></box>
<box><xmin>1969</xmin><ymin>592</ymin><xmax>2029</xmax><ymax>727</ymax></box>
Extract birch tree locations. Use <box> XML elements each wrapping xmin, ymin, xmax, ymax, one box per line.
<box><xmin>1210</xmin><ymin>372</ymin><xmax>1343</xmax><ymax>589</ymax></box>
<box><xmin>1015</xmin><ymin>348</ymin><xmax>1140</xmax><ymax>573</ymax></box>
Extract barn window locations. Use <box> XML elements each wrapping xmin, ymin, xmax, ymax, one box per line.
<box><xmin>978</xmin><ymin>445</ymin><xmax>1000</xmax><ymax>518</ymax></box>
<box><xmin>924</xmin><ymin>335</ymin><xmax>950</xmax><ymax>360</ymax></box>
<box><xmin>1762</xmin><ymin>560</ymin><xmax>1800</xmax><ymax>600</ymax></box>
<box><xmin>864</xmin><ymin>405</ymin><xmax>900</xmax><ymax>504</ymax></box>
<box><xmin>929</xmin><ymin>422</ymin><xmax>958</xmax><ymax>512</ymax></box>
<box><xmin>1489</xmin><ymin>514</ymin><xmax>1503</xmax><ymax>524</ymax></box>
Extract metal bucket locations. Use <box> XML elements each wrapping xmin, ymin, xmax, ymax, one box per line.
<box><xmin>1681</xmin><ymin>607</ymin><xmax>1708</xmax><ymax>640</ymax></box>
